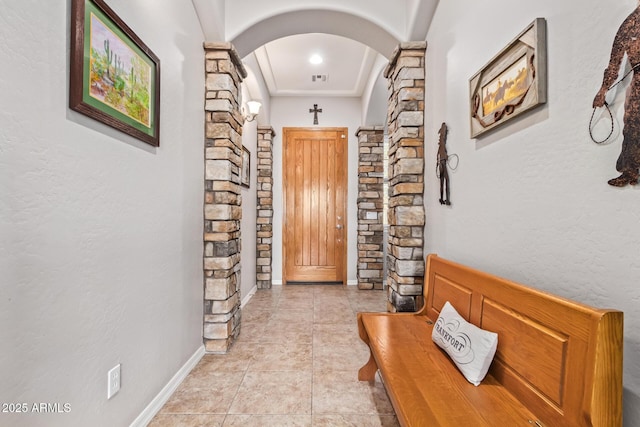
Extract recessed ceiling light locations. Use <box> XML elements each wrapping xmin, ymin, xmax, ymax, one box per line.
<box><xmin>309</xmin><ymin>54</ymin><xmax>323</xmax><ymax>65</ymax></box>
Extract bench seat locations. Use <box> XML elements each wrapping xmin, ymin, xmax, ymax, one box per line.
<box><xmin>358</xmin><ymin>254</ymin><xmax>623</xmax><ymax>427</ymax></box>
<box><xmin>359</xmin><ymin>313</ymin><xmax>538</xmax><ymax>426</ymax></box>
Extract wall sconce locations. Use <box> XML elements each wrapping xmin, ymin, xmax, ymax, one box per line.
<box><xmin>242</xmin><ymin>101</ymin><xmax>261</xmax><ymax>122</ymax></box>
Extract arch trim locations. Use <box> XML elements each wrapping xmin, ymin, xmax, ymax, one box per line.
<box><xmin>231</xmin><ymin>9</ymin><xmax>400</xmax><ymax>59</ymax></box>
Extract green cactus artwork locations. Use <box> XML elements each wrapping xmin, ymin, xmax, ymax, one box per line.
<box><xmin>88</xmin><ymin>13</ymin><xmax>152</xmax><ymax>127</ymax></box>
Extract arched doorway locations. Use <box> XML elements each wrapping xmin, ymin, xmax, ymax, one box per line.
<box><xmin>201</xmin><ymin>9</ymin><xmax>426</xmax><ymax>352</ymax></box>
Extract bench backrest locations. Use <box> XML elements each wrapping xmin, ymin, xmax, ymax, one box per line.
<box><xmin>421</xmin><ymin>254</ymin><xmax>623</xmax><ymax>427</ymax></box>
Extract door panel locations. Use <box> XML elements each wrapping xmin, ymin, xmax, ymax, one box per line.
<box><xmin>283</xmin><ymin>127</ymin><xmax>347</xmax><ymax>284</ymax></box>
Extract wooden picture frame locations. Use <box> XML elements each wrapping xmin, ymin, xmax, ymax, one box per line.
<box><xmin>469</xmin><ymin>18</ymin><xmax>547</xmax><ymax>138</ymax></box>
<box><xmin>241</xmin><ymin>146</ymin><xmax>250</xmax><ymax>188</ymax></box>
<box><xmin>70</xmin><ymin>0</ymin><xmax>160</xmax><ymax>146</ymax></box>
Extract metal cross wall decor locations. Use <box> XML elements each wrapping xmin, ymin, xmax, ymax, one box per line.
<box><xmin>309</xmin><ymin>104</ymin><xmax>322</xmax><ymax>125</ymax></box>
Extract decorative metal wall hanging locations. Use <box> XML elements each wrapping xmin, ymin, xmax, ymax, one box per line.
<box><xmin>436</xmin><ymin>123</ymin><xmax>458</xmax><ymax>206</ymax></box>
<box><xmin>592</xmin><ymin>5</ymin><xmax>640</xmax><ymax>187</ymax></box>
<box><xmin>309</xmin><ymin>104</ymin><xmax>322</xmax><ymax>125</ymax></box>
<box><xmin>241</xmin><ymin>146</ymin><xmax>251</xmax><ymax>188</ymax></box>
<box><xmin>469</xmin><ymin>18</ymin><xmax>547</xmax><ymax>138</ymax></box>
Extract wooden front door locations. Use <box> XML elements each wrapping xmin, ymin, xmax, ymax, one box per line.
<box><xmin>283</xmin><ymin>127</ymin><xmax>348</xmax><ymax>284</ymax></box>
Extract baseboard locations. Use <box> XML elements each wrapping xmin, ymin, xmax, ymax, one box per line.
<box><xmin>129</xmin><ymin>345</ymin><xmax>205</xmax><ymax>427</ymax></box>
<box><xmin>241</xmin><ymin>285</ymin><xmax>257</xmax><ymax>307</ymax></box>
<box><xmin>272</xmin><ymin>279</ymin><xmax>356</xmax><ymax>286</ymax></box>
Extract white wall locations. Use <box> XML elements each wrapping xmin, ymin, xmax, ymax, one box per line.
<box><xmin>225</xmin><ymin>0</ymin><xmax>409</xmax><ymax>42</ymax></box>
<box><xmin>361</xmin><ymin>55</ymin><xmax>388</xmax><ymax>126</ymax></box>
<box><xmin>271</xmin><ymin>97</ymin><xmax>362</xmax><ymax>284</ymax></box>
<box><xmin>0</xmin><ymin>1</ymin><xmax>205</xmax><ymax>426</ymax></box>
<box><xmin>191</xmin><ymin>0</ymin><xmax>225</xmax><ymax>41</ymax></box>
<box><xmin>425</xmin><ymin>0</ymin><xmax>640</xmax><ymax>423</ymax></box>
<box><xmin>240</xmin><ymin>85</ymin><xmax>258</xmax><ymax>302</ymax></box>
<box><xmin>242</xmin><ymin>54</ymin><xmax>272</xmax><ymax>127</ymax></box>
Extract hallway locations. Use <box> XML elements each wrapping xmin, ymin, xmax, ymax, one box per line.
<box><xmin>149</xmin><ymin>286</ymin><xmax>399</xmax><ymax>426</ymax></box>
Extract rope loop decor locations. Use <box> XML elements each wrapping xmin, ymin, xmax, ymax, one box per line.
<box><xmin>589</xmin><ymin>103</ymin><xmax>614</xmax><ymax>145</ymax></box>
<box><xmin>589</xmin><ymin>63</ymin><xmax>640</xmax><ymax>145</ymax></box>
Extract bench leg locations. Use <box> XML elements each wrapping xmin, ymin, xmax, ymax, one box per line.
<box><xmin>357</xmin><ymin>313</ymin><xmax>378</xmax><ymax>382</ymax></box>
<box><xmin>358</xmin><ymin>351</ymin><xmax>378</xmax><ymax>382</ymax></box>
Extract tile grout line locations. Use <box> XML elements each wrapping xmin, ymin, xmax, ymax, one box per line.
<box><xmin>224</xmin><ymin>290</ymin><xmax>282</xmax><ymax>422</ymax></box>
<box><xmin>149</xmin><ymin>287</ymin><xmax>395</xmax><ymax>425</ymax></box>
<box><xmin>311</xmin><ymin>288</ymin><xmax>316</xmax><ymax>420</ymax></box>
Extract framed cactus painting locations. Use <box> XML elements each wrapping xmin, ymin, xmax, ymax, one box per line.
<box><xmin>70</xmin><ymin>0</ymin><xmax>160</xmax><ymax>146</ymax></box>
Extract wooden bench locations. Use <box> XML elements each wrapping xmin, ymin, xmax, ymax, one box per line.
<box><xmin>357</xmin><ymin>254</ymin><xmax>623</xmax><ymax>426</ymax></box>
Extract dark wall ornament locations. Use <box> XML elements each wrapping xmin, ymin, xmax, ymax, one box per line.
<box><xmin>309</xmin><ymin>104</ymin><xmax>322</xmax><ymax>125</ymax></box>
<box><xmin>592</xmin><ymin>5</ymin><xmax>640</xmax><ymax>187</ymax></box>
<box><xmin>241</xmin><ymin>145</ymin><xmax>251</xmax><ymax>188</ymax></box>
<box><xmin>70</xmin><ymin>0</ymin><xmax>161</xmax><ymax>147</ymax></box>
<box><xmin>469</xmin><ymin>18</ymin><xmax>547</xmax><ymax>138</ymax></box>
<box><xmin>436</xmin><ymin>123</ymin><xmax>458</xmax><ymax>206</ymax></box>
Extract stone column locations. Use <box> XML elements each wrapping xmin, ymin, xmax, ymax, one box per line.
<box><xmin>203</xmin><ymin>42</ymin><xmax>247</xmax><ymax>353</ymax></box>
<box><xmin>384</xmin><ymin>42</ymin><xmax>426</xmax><ymax>312</ymax></box>
<box><xmin>256</xmin><ymin>126</ymin><xmax>275</xmax><ymax>289</ymax></box>
<box><xmin>356</xmin><ymin>126</ymin><xmax>385</xmax><ymax>290</ymax></box>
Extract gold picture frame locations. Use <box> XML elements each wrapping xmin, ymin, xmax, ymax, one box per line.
<box><xmin>469</xmin><ymin>18</ymin><xmax>547</xmax><ymax>138</ymax></box>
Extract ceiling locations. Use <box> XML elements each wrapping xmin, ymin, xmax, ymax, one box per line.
<box><xmin>191</xmin><ymin>0</ymin><xmax>439</xmax><ymax>121</ymax></box>
<box><xmin>254</xmin><ymin>33</ymin><xmax>380</xmax><ymax>97</ymax></box>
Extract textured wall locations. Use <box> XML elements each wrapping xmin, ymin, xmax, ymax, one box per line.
<box><xmin>255</xmin><ymin>127</ymin><xmax>275</xmax><ymax>290</ymax></box>
<box><xmin>385</xmin><ymin>43</ymin><xmax>426</xmax><ymax>312</ymax></box>
<box><xmin>356</xmin><ymin>127</ymin><xmax>385</xmax><ymax>290</ymax></box>
<box><xmin>240</xmin><ymin>119</ymin><xmax>258</xmax><ymax>297</ymax></box>
<box><xmin>202</xmin><ymin>42</ymin><xmax>246</xmax><ymax>353</ymax></box>
<box><xmin>425</xmin><ymin>1</ymin><xmax>640</xmax><ymax>424</ymax></box>
<box><xmin>0</xmin><ymin>0</ymin><xmax>204</xmax><ymax>425</ymax></box>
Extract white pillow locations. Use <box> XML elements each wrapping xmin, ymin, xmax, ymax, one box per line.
<box><xmin>431</xmin><ymin>301</ymin><xmax>498</xmax><ymax>386</ymax></box>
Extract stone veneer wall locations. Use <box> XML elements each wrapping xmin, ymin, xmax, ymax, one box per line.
<box><xmin>356</xmin><ymin>126</ymin><xmax>385</xmax><ymax>290</ymax></box>
<box><xmin>203</xmin><ymin>42</ymin><xmax>247</xmax><ymax>353</ymax></box>
<box><xmin>256</xmin><ymin>127</ymin><xmax>275</xmax><ymax>289</ymax></box>
<box><xmin>384</xmin><ymin>42</ymin><xmax>426</xmax><ymax>312</ymax></box>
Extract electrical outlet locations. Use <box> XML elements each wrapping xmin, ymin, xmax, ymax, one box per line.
<box><xmin>107</xmin><ymin>364</ymin><xmax>121</xmax><ymax>399</ymax></box>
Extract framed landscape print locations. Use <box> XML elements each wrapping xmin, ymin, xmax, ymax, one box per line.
<box><xmin>469</xmin><ymin>18</ymin><xmax>547</xmax><ymax>138</ymax></box>
<box><xmin>241</xmin><ymin>146</ymin><xmax>251</xmax><ymax>188</ymax></box>
<box><xmin>70</xmin><ymin>0</ymin><xmax>160</xmax><ymax>146</ymax></box>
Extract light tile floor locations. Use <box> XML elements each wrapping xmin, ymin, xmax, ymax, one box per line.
<box><xmin>149</xmin><ymin>285</ymin><xmax>399</xmax><ymax>427</ymax></box>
